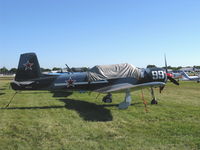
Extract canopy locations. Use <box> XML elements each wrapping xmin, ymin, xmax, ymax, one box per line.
<box><xmin>88</xmin><ymin>63</ymin><xmax>140</xmax><ymax>81</ymax></box>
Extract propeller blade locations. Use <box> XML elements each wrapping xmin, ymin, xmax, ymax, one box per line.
<box><xmin>164</xmin><ymin>54</ymin><xmax>168</xmax><ymax>73</ymax></box>
<box><xmin>168</xmin><ymin>76</ymin><xmax>179</xmax><ymax>85</ymax></box>
<box><xmin>164</xmin><ymin>54</ymin><xmax>179</xmax><ymax>86</ymax></box>
<box><xmin>159</xmin><ymin>86</ymin><xmax>165</xmax><ymax>93</ymax></box>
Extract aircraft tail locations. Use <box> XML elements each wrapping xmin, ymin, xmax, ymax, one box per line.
<box><xmin>181</xmin><ymin>71</ymin><xmax>191</xmax><ymax>80</ymax></box>
<box><xmin>15</xmin><ymin>53</ymin><xmax>42</xmax><ymax>81</ymax></box>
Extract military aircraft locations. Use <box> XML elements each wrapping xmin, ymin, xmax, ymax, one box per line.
<box><xmin>10</xmin><ymin>53</ymin><xmax>179</xmax><ymax>109</ymax></box>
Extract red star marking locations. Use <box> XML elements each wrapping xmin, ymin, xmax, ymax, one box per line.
<box><xmin>23</xmin><ymin>61</ymin><xmax>34</xmax><ymax>70</ymax></box>
<box><xmin>66</xmin><ymin>77</ymin><xmax>76</xmax><ymax>87</ymax></box>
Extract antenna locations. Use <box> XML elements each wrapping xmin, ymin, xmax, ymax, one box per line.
<box><xmin>65</xmin><ymin>64</ymin><xmax>72</xmax><ymax>72</ymax></box>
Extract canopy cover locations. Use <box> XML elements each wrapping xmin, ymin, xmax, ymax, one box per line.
<box><xmin>88</xmin><ymin>63</ymin><xmax>140</xmax><ymax>81</ymax></box>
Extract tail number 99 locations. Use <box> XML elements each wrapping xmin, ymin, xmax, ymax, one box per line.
<box><xmin>152</xmin><ymin>71</ymin><xmax>165</xmax><ymax>80</ymax></box>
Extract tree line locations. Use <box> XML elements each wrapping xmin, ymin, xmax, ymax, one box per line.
<box><xmin>146</xmin><ymin>65</ymin><xmax>200</xmax><ymax>70</ymax></box>
<box><xmin>0</xmin><ymin>67</ymin><xmax>89</xmax><ymax>74</ymax></box>
<box><xmin>1</xmin><ymin>65</ymin><xmax>200</xmax><ymax>74</ymax></box>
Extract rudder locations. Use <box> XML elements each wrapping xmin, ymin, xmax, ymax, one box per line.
<box><xmin>15</xmin><ymin>53</ymin><xmax>41</xmax><ymax>81</ymax></box>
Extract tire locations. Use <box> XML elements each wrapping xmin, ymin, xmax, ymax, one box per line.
<box><xmin>102</xmin><ymin>97</ymin><xmax>112</xmax><ymax>103</ymax></box>
<box><xmin>151</xmin><ymin>99</ymin><xmax>158</xmax><ymax>104</ymax></box>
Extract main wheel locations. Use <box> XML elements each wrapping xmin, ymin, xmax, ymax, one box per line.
<box><xmin>151</xmin><ymin>99</ymin><xmax>158</xmax><ymax>104</ymax></box>
<box><xmin>102</xmin><ymin>96</ymin><xmax>112</xmax><ymax>103</ymax></box>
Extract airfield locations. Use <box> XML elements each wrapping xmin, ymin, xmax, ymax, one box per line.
<box><xmin>0</xmin><ymin>77</ymin><xmax>200</xmax><ymax>150</ymax></box>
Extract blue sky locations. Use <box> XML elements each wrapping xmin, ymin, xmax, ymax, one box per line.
<box><xmin>0</xmin><ymin>0</ymin><xmax>200</xmax><ymax>69</ymax></box>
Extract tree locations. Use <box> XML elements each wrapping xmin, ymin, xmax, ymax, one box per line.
<box><xmin>71</xmin><ymin>67</ymin><xmax>89</xmax><ymax>72</ymax></box>
<box><xmin>9</xmin><ymin>68</ymin><xmax>17</xmax><ymax>74</ymax></box>
<box><xmin>52</xmin><ymin>67</ymin><xmax>62</xmax><ymax>71</ymax></box>
<box><xmin>82</xmin><ymin>67</ymin><xmax>89</xmax><ymax>72</ymax></box>
<box><xmin>146</xmin><ymin>65</ymin><xmax>156</xmax><ymax>68</ymax></box>
<box><xmin>0</xmin><ymin>67</ymin><xmax>8</xmax><ymax>74</ymax></box>
<box><xmin>41</xmin><ymin>68</ymin><xmax>51</xmax><ymax>72</ymax></box>
<box><xmin>194</xmin><ymin>65</ymin><xmax>200</xmax><ymax>69</ymax></box>
<box><xmin>174</xmin><ymin>66</ymin><xmax>182</xmax><ymax>71</ymax></box>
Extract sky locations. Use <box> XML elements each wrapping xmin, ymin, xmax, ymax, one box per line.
<box><xmin>0</xmin><ymin>0</ymin><xmax>200</xmax><ymax>69</ymax></box>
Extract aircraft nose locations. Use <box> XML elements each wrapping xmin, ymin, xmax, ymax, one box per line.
<box><xmin>166</xmin><ymin>73</ymin><xmax>173</xmax><ymax>78</ymax></box>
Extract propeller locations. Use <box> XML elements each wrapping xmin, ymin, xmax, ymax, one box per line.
<box><xmin>167</xmin><ymin>76</ymin><xmax>179</xmax><ymax>85</ymax></box>
<box><xmin>164</xmin><ymin>54</ymin><xmax>168</xmax><ymax>73</ymax></box>
<box><xmin>160</xmin><ymin>54</ymin><xmax>179</xmax><ymax>93</ymax></box>
<box><xmin>164</xmin><ymin>54</ymin><xmax>179</xmax><ymax>85</ymax></box>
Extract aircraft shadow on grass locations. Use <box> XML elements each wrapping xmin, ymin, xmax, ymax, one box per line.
<box><xmin>0</xmin><ymin>100</ymin><xmax>143</xmax><ymax>122</ymax></box>
<box><xmin>52</xmin><ymin>92</ymin><xmax>73</xmax><ymax>97</ymax></box>
<box><xmin>0</xmin><ymin>93</ymin><xmax>5</xmax><ymax>95</ymax></box>
<box><xmin>0</xmin><ymin>91</ymin><xmax>113</xmax><ymax>121</ymax></box>
<box><xmin>1</xmin><ymin>91</ymin><xmax>143</xmax><ymax>122</ymax></box>
<box><xmin>0</xmin><ymin>99</ymin><xmax>113</xmax><ymax>122</ymax></box>
<box><xmin>15</xmin><ymin>91</ymin><xmax>73</xmax><ymax>97</ymax></box>
<box><xmin>59</xmin><ymin>99</ymin><xmax>113</xmax><ymax>122</ymax></box>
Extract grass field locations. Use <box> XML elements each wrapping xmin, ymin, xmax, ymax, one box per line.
<box><xmin>0</xmin><ymin>79</ymin><xmax>200</xmax><ymax>150</ymax></box>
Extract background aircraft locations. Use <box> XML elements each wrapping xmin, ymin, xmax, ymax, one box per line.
<box><xmin>10</xmin><ymin>53</ymin><xmax>179</xmax><ymax>109</ymax></box>
<box><xmin>171</xmin><ymin>71</ymin><xmax>183</xmax><ymax>80</ymax></box>
<box><xmin>181</xmin><ymin>71</ymin><xmax>200</xmax><ymax>83</ymax></box>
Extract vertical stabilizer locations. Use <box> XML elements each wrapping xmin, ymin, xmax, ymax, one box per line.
<box><xmin>181</xmin><ymin>71</ymin><xmax>191</xmax><ymax>80</ymax></box>
<box><xmin>15</xmin><ymin>53</ymin><xmax>41</xmax><ymax>81</ymax></box>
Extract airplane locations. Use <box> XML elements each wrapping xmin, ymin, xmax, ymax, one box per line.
<box><xmin>162</xmin><ymin>71</ymin><xmax>182</xmax><ymax>82</ymax></box>
<box><xmin>181</xmin><ymin>71</ymin><xmax>200</xmax><ymax>83</ymax></box>
<box><xmin>171</xmin><ymin>71</ymin><xmax>183</xmax><ymax>80</ymax></box>
<box><xmin>10</xmin><ymin>53</ymin><xmax>179</xmax><ymax>109</ymax></box>
<box><xmin>164</xmin><ymin>54</ymin><xmax>182</xmax><ymax>82</ymax></box>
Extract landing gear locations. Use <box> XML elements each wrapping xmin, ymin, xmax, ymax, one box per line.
<box><xmin>118</xmin><ymin>89</ymin><xmax>132</xmax><ymax>109</ymax></box>
<box><xmin>150</xmin><ymin>87</ymin><xmax>158</xmax><ymax>105</ymax></box>
<box><xmin>102</xmin><ymin>93</ymin><xmax>112</xmax><ymax>103</ymax></box>
<box><xmin>151</xmin><ymin>98</ymin><xmax>158</xmax><ymax>104</ymax></box>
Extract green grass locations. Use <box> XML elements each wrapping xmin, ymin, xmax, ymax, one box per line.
<box><xmin>0</xmin><ymin>79</ymin><xmax>200</xmax><ymax>150</ymax></box>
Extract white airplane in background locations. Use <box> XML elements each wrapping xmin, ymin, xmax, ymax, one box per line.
<box><xmin>181</xmin><ymin>71</ymin><xmax>200</xmax><ymax>83</ymax></box>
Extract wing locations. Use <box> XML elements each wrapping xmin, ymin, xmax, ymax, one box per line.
<box><xmin>94</xmin><ymin>82</ymin><xmax>165</xmax><ymax>93</ymax></box>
